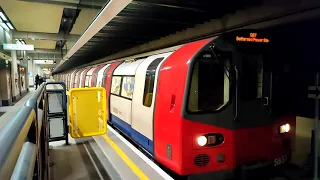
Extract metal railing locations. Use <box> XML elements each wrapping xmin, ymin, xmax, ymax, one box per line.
<box><xmin>0</xmin><ymin>82</ymin><xmax>67</xmax><ymax>180</ymax></box>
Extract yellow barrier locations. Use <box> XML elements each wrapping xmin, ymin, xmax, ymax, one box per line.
<box><xmin>68</xmin><ymin>87</ymin><xmax>107</xmax><ymax>138</ymax></box>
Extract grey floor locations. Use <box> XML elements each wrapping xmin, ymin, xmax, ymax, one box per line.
<box><xmin>49</xmin><ymin>141</ymin><xmax>106</xmax><ymax>180</ymax></box>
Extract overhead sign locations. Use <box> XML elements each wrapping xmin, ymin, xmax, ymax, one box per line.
<box><xmin>236</xmin><ymin>33</ymin><xmax>270</xmax><ymax>43</ymax></box>
<box><xmin>33</xmin><ymin>60</ymin><xmax>53</xmax><ymax>64</ymax></box>
<box><xmin>3</xmin><ymin>44</ymin><xmax>34</xmax><ymax>51</ymax></box>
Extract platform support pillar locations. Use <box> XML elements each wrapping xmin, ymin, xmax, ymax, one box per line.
<box><xmin>10</xmin><ymin>49</ymin><xmax>19</xmax><ymax>102</ymax></box>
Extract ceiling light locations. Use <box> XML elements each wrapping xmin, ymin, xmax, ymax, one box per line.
<box><xmin>0</xmin><ymin>23</ymin><xmax>8</xmax><ymax>30</ymax></box>
<box><xmin>6</xmin><ymin>23</ymin><xmax>13</xmax><ymax>30</ymax></box>
<box><xmin>31</xmin><ymin>38</ymin><xmax>35</xmax><ymax>40</ymax></box>
<box><xmin>0</xmin><ymin>12</ymin><xmax>7</xmax><ymax>21</ymax></box>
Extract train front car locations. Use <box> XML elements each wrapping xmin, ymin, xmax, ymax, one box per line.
<box><xmin>154</xmin><ymin>30</ymin><xmax>295</xmax><ymax>179</ymax></box>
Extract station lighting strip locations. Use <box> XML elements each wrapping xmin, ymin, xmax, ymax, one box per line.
<box><xmin>0</xmin><ymin>7</ymin><xmax>16</xmax><ymax>31</ymax></box>
<box><xmin>15</xmin><ymin>39</ymin><xmax>26</xmax><ymax>45</ymax></box>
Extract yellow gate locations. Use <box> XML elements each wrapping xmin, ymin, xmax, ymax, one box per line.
<box><xmin>68</xmin><ymin>87</ymin><xmax>107</xmax><ymax>138</ymax></box>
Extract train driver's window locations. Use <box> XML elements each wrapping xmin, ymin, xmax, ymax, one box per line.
<box><xmin>111</xmin><ymin>76</ymin><xmax>122</xmax><ymax>95</ymax></box>
<box><xmin>188</xmin><ymin>51</ymin><xmax>231</xmax><ymax>113</ymax></box>
<box><xmin>143</xmin><ymin>57</ymin><xmax>164</xmax><ymax>107</ymax></box>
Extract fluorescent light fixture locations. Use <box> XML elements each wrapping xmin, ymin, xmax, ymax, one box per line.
<box><xmin>0</xmin><ymin>22</ymin><xmax>8</xmax><ymax>30</ymax></box>
<box><xmin>6</xmin><ymin>23</ymin><xmax>13</xmax><ymax>30</ymax></box>
<box><xmin>0</xmin><ymin>12</ymin><xmax>7</xmax><ymax>21</ymax></box>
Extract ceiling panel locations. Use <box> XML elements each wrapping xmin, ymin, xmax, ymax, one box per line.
<box><xmin>70</xmin><ymin>8</ymin><xmax>100</xmax><ymax>35</ymax></box>
<box><xmin>0</xmin><ymin>0</ymin><xmax>63</xmax><ymax>33</ymax></box>
<box><xmin>25</xmin><ymin>39</ymin><xmax>57</xmax><ymax>49</ymax></box>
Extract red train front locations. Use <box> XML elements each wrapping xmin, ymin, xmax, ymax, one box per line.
<box><xmin>154</xmin><ymin>30</ymin><xmax>295</xmax><ymax>179</ymax></box>
<box><xmin>55</xmin><ymin>29</ymin><xmax>295</xmax><ymax>179</ymax></box>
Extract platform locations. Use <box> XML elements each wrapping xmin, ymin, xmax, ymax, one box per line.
<box><xmin>0</xmin><ymin>88</ymin><xmax>35</xmax><ymax>129</ymax></box>
<box><xmin>47</xmin><ymin>82</ymin><xmax>173</xmax><ymax>180</ymax></box>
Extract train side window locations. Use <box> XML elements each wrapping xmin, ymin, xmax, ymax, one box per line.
<box><xmin>111</xmin><ymin>76</ymin><xmax>122</xmax><ymax>95</ymax></box>
<box><xmin>121</xmin><ymin>76</ymin><xmax>135</xmax><ymax>99</ymax></box>
<box><xmin>188</xmin><ymin>51</ymin><xmax>231</xmax><ymax>112</ymax></box>
<box><xmin>143</xmin><ymin>57</ymin><xmax>164</xmax><ymax>107</ymax></box>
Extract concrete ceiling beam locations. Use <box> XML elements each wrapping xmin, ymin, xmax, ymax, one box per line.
<box><xmin>12</xmin><ymin>30</ymin><xmax>80</xmax><ymax>42</ymax></box>
<box><xmin>30</xmin><ymin>48</ymin><xmax>63</xmax><ymax>54</ymax></box>
<box><xmin>18</xmin><ymin>0</ymin><xmax>104</xmax><ymax>9</ymax></box>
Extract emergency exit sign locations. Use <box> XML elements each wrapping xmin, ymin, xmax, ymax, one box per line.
<box><xmin>3</xmin><ymin>44</ymin><xmax>34</xmax><ymax>51</ymax></box>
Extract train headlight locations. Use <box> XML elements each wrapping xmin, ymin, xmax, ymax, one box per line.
<box><xmin>279</xmin><ymin>123</ymin><xmax>290</xmax><ymax>134</ymax></box>
<box><xmin>197</xmin><ymin>136</ymin><xmax>207</xmax><ymax>146</ymax></box>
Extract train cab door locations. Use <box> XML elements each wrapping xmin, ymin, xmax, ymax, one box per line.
<box><xmin>131</xmin><ymin>52</ymin><xmax>173</xmax><ymax>154</ymax></box>
<box><xmin>235</xmin><ymin>45</ymin><xmax>273</xmax><ymax>127</ymax></box>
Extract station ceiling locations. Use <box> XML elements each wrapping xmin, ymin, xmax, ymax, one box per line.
<box><xmin>0</xmin><ymin>0</ymin><xmax>104</xmax><ymax>67</ymax></box>
<box><xmin>56</xmin><ymin>0</ymin><xmax>265</xmax><ymax>73</ymax></box>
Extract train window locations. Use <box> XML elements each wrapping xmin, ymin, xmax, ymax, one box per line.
<box><xmin>188</xmin><ymin>51</ymin><xmax>231</xmax><ymax>112</ymax></box>
<box><xmin>121</xmin><ymin>76</ymin><xmax>135</xmax><ymax>99</ymax></box>
<box><xmin>240</xmin><ymin>54</ymin><xmax>263</xmax><ymax>100</ymax></box>
<box><xmin>143</xmin><ymin>57</ymin><xmax>164</xmax><ymax>107</ymax></box>
<box><xmin>111</xmin><ymin>76</ymin><xmax>122</xmax><ymax>95</ymax></box>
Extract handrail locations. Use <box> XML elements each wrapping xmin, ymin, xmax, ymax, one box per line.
<box><xmin>0</xmin><ymin>81</ymin><xmax>67</xmax><ymax>179</ymax></box>
<box><xmin>0</xmin><ymin>106</ymin><xmax>36</xmax><ymax>179</ymax></box>
<box><xmin>11</xmin><ymin>142</ymin><xmax>37</xmax><ymax>180</ymax></box>
<box><xmin>25</xmin><ymin>83</ymin><xmax>46</xmax><ymax>111</ymax></box>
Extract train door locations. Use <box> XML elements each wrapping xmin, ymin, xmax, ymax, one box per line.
<box><xmin>74</xmin><ymin>69</ymin><xmax>83</xmax><ymax>88</ymax></box>
<box><xmin>66</xmin><ymin>72</ymin><xmax>70</xmax><ymax>89</ymax></box>
<box><xmin>110</xmin><ymin>60</ymin><xmax>143</xmax><ymax>137</ymax></box>
<box><xmin>131</xmin><ymin>52</ymin><xmax>173</xmax><ymax>154</ymax></box>
<box><xmin>85</xmin><ymin>68</ymin><xmax>95</xmax><ymax>87</ymax></box>
<box><xmin>91</xmin><ymin>64</ymin><xmax>105</xmax><ymax>87</ymax></box>
<box><xmin>97</xmin><ymin>64</ymin><xmax>110</xmax><ymax>87</ymax></box>
<box><xmin>69</xmin><ymin>70</ymin><xmax>78</xmax><ymax>89</ymax></box>
<box><xmin>79</xmin><ymin>67</ymin><xmax>91</xmax><ymax>88</ymax></box>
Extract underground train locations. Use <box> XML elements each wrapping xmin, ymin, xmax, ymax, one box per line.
<box><xmin>54</xmin><ymin>30</ymin><xmax>296</xmax><ymax>179</ymax></box>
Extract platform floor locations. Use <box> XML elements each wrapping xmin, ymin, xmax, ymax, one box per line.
<box><xmin>0</xmin><ymin>88</ymin><xmax>35</xmax><ymax>129</ymax></box>
<box><xmin>49</xmin><ymin>137</ymin><xmax>109</xmax><ymax>180</ymax></box>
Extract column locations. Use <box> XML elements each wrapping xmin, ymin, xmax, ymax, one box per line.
<box><xmin>27</xmin><ymin>57</ymin><xmax>34</xmax><ymax>87</ymax></box>
<box><xmin>11</xmin><ymin>50</ymin><xmax>19</xmax><ymax>101</ymax></box>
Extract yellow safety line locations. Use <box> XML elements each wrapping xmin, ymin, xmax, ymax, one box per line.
<box><xmin>102</xmin><ymin>134</ymin><xmax>150</xmax><ymax>180</ymax></box>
